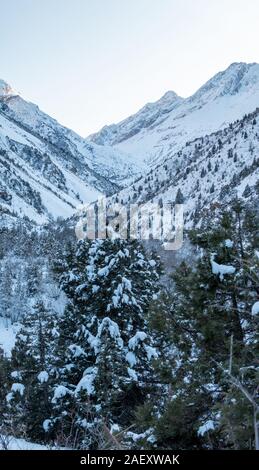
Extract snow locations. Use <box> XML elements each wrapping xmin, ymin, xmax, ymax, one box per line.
<box><xmin>0</xmin><ymin>435</ymin><xmax>48</xmax><ymax>450</ymax></box>
<box><xmin>0</xmin><ymin>434</ymin><xmax>68</xmax><ymax>450</ymax></box>
<box><xmin>37</xmin><ymin>371</ymin><xmax>49</xmax><ymax>383</ymax></box>
<box><xmin>86</xmin><ymin>331</ymin><xmax>100</xmax><ymax>353</ymax></box>
<box><xmin>112</xmin><ymin>294</ymin><xmax>120</xmax><ymax>308</ymax></box>
<box><xmin>113</xmin><ymin>107</ymin><xmax>259</xmax><ymax>231</ymax></box>
<box><xmin>110</xmin><ymin>424</ymin><xmax>120</xmax><ymax>433</ymax></box>
<box><xmin>68</xmin><ymin>344</ymin><xmax>86</xmax><ymax>357</ymax></box>
<box><xmin>107</xmin><ymin>277</ymin><xmax>133</xmax><ymax>311</ymax></box>
<box><xmin>251</xmin><ymin>301</ymin><xmax>259</xmax><ymax>316</ymax></box>
<box><xmin>126</xmin><ymin>351</ymin><xmax>137</xmax><ymax>367</ymax></box>
<box><xmin>89</xmin><ymin>317</ymin><xmax>124</xmax><ymax>351</ymax></box>
<box><xmin>6</xmin><ymin>393</ymin><xmax>14</xmax><ymax>402</ymax></box>
<box><xmin>128</xmin><ymin>331</ymin><xmax>147</xmax><ymax>349</ymax></box>
<box><xmin>122</xmin><ymin>277</ymin><xmax>132</xmax><ymax>290</ymax></box>
<box><xmin>0</xmin><ymin>86</ymin><xmax>132</xmax><ymax>224</ymax></box>
<box><xmin>1</xmin><ymin>62</ymin><xmax>259</xmax><ymax>228</ymax></box>
<box><xmin>0</xmin><ymin>79</ymin><xmax>16</xmax><ymax>97</ymax></box>
<box><xmin>52</xmin><ymin>385</ymin><xmax>70</xmax><ymax>401</ymax></box>
<box><xmin>146</xmin><ymin>434</ymin><xmax>156</xmax><ymax>444</ymax></box>
<box><xmin>225</xmin><ymin>239</ymin><xmax>234</xmax><ymax>248</ymax></box>
<box><xmin>127</xmin><ymin>367</ymin><xmax>138</xmax><ymax>381</ymax></box>
<box><xmin>210</xmin><ymin>255</ymin><xmax>235</xmax><ymax>281</ymax></box>
<box><xmin>0</xmin><ymin>317</ymin><xmax>20</xmax><ymax>357</ymax></box>
<box><xmin>98</xmin><ymin>266</ymin><xmax>109</xmax><ymax>277</ymax></box>
<box><xmin>97</xmin><ymin>317</ymin><xmax>123</xmax><ymax>347</ymax></box>
<box><xmin>43</xmin><ymin>419</ymin><xmax>52</xmax><ymax>432</ymax></box>
<box><xmin>75</xmin><ymin>367</ymin><xmax>97</xmax><ymax>396</ymax></box>
<box><xmin>126</xmin><ymin>429</ymin><xmax>154</xmax><ymax>443</ymax></box>
<box><xmin>11</xmin><ymin>383</ymin><xmax>25</xmax><ymax>395</ymax></box>
<box><xmin>145</xmin><ymin>345</ymin><xmax>158</xmax><ymax>361</ymax></box>
<box><xmin>91</xmin><ymin>63</ymin><xmax>259</xmax><ymax>168</ymax></box>
<box><xmin>197</xmin><ymin>419</ymin><xmax>215</xmax><ymax>436</ymax></box>
<box><xmin>11</xmin><ymin>371</ymin><xmax>21</xmax><ymax>379</ymax></box>
<box><xmin>0</xmin><ymin>121</ymin><xmax>82</xmax><ymax>223</ymax></box>
<box><xmin>51</xmin><ymin>327</ymin><xmax>60</xmax><ymax>337</ymax></box>
<box><xmin>122</xmin><ymin>293</ymin><xmax>129</xmax><ymax>304</ymax></box>
<box><xmin>149</xmin><ymin>260</ymin><xmax>157</xmax><ymax>267</ymax></box>
<box><xmin>92</xmin><ymin>284</ymin><xmax>100</xmax><ymax>293</ymax></box>
<box><xmin>103</xmin><ymin>63</ymin><xmax>259</xmax><ymax>235</ymax></box>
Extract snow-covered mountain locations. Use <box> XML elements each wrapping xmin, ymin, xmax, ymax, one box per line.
<box><xmin>108</xmin><ymin>107</ymin><xmax>259</xmax><ymax>226</ymax></box>
<box><xmin>89</xmin><ymin>63</ymin><xmax>259</xmax><ymax>167</ymax></box>
<box><xmin>0</xmin><ymin>81</ymin><xmax>139</xmax><ymax>224</ymax></box>
<box><xmin>1</xmin><ymin>62</ymin><xmax>259</xmax><ymax>226</ymax></box>
<box><xmin>89</xmin><ymin>90</ymin><xmax>183</xmax><ymax>152</ymax></box>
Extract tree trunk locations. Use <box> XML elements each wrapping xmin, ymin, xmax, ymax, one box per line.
<box><xmin>254</xmin><ymin>407</ymin><xmax>259</xmax><ymax>451</ymax></box>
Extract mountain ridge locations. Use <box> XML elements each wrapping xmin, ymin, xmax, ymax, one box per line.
<box><xmin>107</xmin><ymin>106</ymin><xmax>259</xmax><ymax>228</ymax></box>
<box><xmin>89</xmin><ymin>62</ymin><xmax>259</xmax><ymax>167</ymax></box>
<box><xmin>0</xmin><ymin>88</ymin><xmax>140</xmax><ymax>225</ymax></box>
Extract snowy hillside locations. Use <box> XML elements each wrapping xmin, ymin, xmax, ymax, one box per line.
<box><xmin>0</xmin><ymin>435</ymin><xmax>49</xmax><ymax>450</ymax></box>
<box><xmin>90</xmin><ymin>63</ymin><xmax>259</xmax><ymax>167</ymax></box>
<box><xmin>89</xmin><ymin>90</ymin><xmax>183</xmax><ymax>158</ymax></box>
<box><xmin>2</xmin><ymin>63</ymin><xmax>258</xmax><ymax>225</ymax></box>
<box><xmin>0</xmin><ymin>317</ymin><xmax>18</xmax><ymax>357</ymax></box>
<box><xmin>0</xmin><ymin>81</ymin><xmax>139</xmax><ymax>224</ymax></box>
<box><xmin>109</xmin><ymin>107</ymin><xmax>259</xmax><ymax>226</ymax></box>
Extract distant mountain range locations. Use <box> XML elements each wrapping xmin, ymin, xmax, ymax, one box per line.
<box><xmin>89</xmin><ymin>62</ymin><xmax>259</xmax><ymax>166</ymax></box>
<box><xmin>0</xmin><ymin>62</ymin><xmax>258</xmax><ymax>225</ymax></box>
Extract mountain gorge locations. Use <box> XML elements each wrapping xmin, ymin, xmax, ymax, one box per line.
<box><xmin>1</xmin><ymin>62</ymin><xmax>258</xmax><ymax>226</ymax></box>
<box><xmin>0</xmin><ymin>80</ymin><xmax>139</xmax><ymax>225</ymax></box>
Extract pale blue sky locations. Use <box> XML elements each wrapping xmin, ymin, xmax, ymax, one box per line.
<box><xmin>1</xmin><ymin>0</ymin><xmax>259</xmax><ymax>135</ymax></box>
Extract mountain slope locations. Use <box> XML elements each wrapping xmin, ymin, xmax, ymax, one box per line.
<box><xmin>0</xmin><ymin>81</ymin><xmax>139</xmax><ymax>224</ymax></box>
<box><xmin>109</xmin><ymin>107</ymin><xmax>259</xmax><ymax>227</ymax></box>
<box><xmin>89</xmin><ymin>90</ymin><xmax>183</xmax><ymax>149</ymax></box>
<box><xmin>89</xmin><ymin>63</ymin><xmax>259</xmax><ymax>167</ymax></box>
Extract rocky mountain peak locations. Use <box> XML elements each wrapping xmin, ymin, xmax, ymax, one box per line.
<box><xmin>0</xmin><ymin>79</ymin><xmax>16</xmax><ymax>97</ymax></box>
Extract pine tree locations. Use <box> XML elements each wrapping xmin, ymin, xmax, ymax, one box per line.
<box><xmin>242</xmin><ymin>184</ymin><xmax>251</xmax><ymax>198</ymax></box>
<box><xmin>175</xmin><ymin>188</ymin><xmax>184</xmax><ymax>204</ymax></box>
<box><xmin>210</xmin><ymin>183</ymin><xmax>215</xmax><ymax>193</ymax></box>
<box><xmin>0</xmin><ymin>259</ymin><xmax>14</xmax><ymax>319</ymax></box>
<box><xmin>7</xmin><ymin>302</ymin><xmax>58</xmax><ymax>442</ymax></box>
<box><xmin>0</xmin><ymin>347</ymin><xmax>11</xmax><ymax>438</ymax></box>
<box><xmin>50</xmin><ymin>238</ymin><xmax>162</xmax><ymax>448</ymax></box>
<box><xmin>137</xmin><ymin>202</ymin><xmax>259</xmax><ymax>449</ymax></box>
<box><xmin>201</xmin><ymin>167</ymin><xmax>206</xmax><ymax>178</ymax></box>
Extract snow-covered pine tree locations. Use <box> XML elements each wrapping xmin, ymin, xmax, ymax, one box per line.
<box><xmin>50</xmin><ymin>238</ymin><xmax>162</xmax><ymax>448</ymax></box>
<box><xmin>136</xmin><ymin>201</ymin><xmax>259</xmax><ymax>450</ymax></box>
<box><xmin>7</xmin><ymin>301</ymin><xmax>58</xmax><ymax>442</ymax></box>
<box><xmin>0</xmin><ymin>259</ymin><xmax>14</xmax><ymax>319</ymax></box>
<box><xmin>0</xmin><ymin>346</ymin><xmax>11</xmax><ymax>438</ymax></box>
